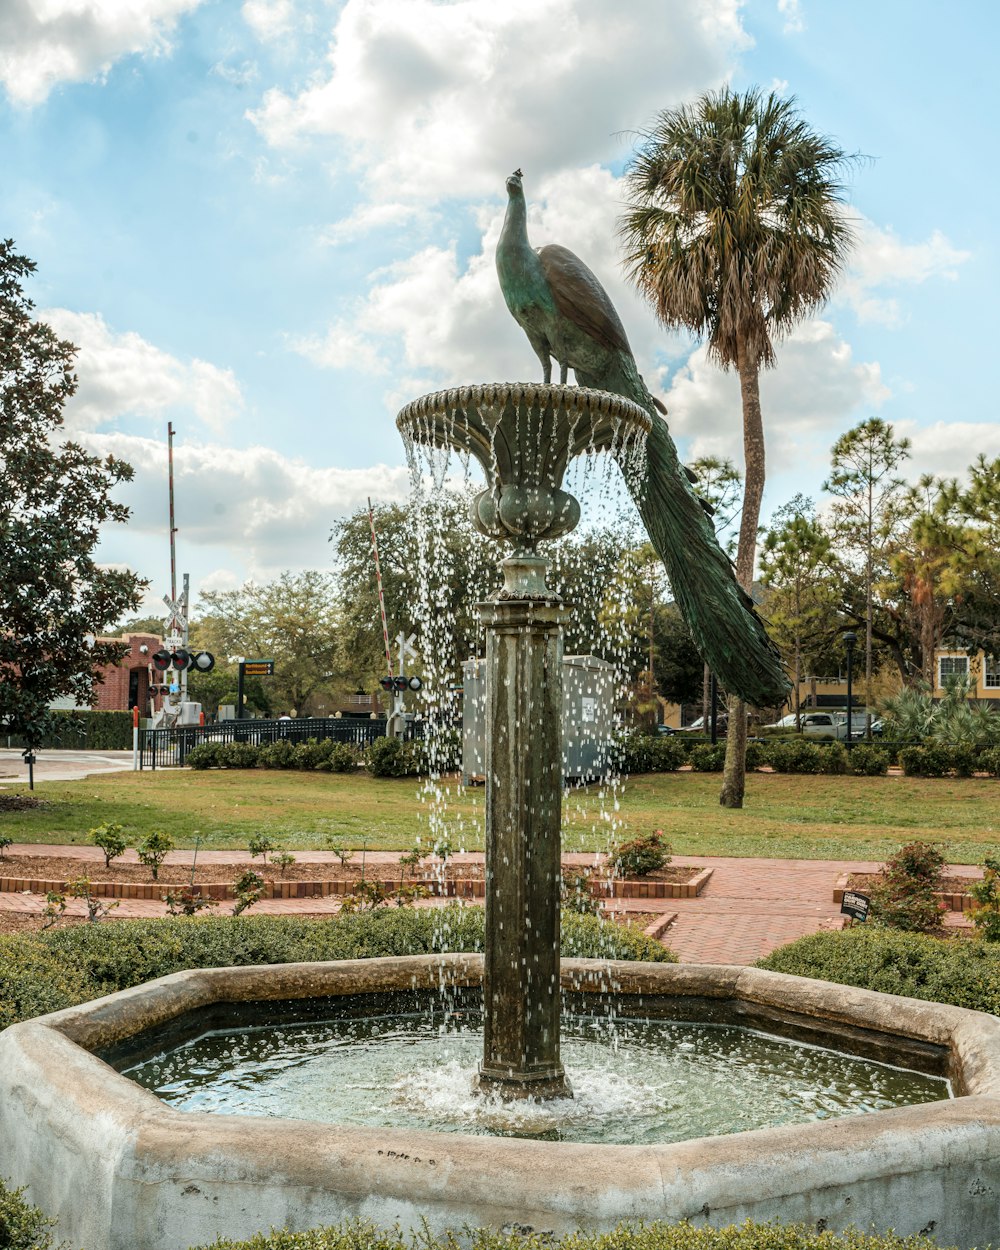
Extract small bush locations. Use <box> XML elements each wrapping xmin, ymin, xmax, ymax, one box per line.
<box><xmin>258</xmin><ymin>739</ymin><xmax>298</xmax><ymax>769</ymax></box>
<box><xmin>219</xmin><ymin>741</ymin><xmax>262</xmax><ymax>769</ymax></box>
<box><xmin>950</xmin><ymin>743</ymin><xmax>977</xmax><ymax>778</ymax></box>
<box><xmin>899</xmin><ymin>744</ymin><xmax>952</xmax><ymax>777</ymax></box>
<box><xmin>689</xmin><ymin>743</ymin><xmax>725</xmax><ymax>772</ymax></box>
<box><xmin>620</xmin><ymin>732</ymin><xmax>654</xmax><ymax>775</ymax></box>
<box><xmin>0</xmin><ymin>935</ymin><xmax>93</xmax><ymax>1031</ymax></box>
<box><xmin>819</xmin><ymin>742</ymin><xmax>849</xmax><ymax>775</ymax></box>
<box><xmin>744</xmin><ymin>739</ymin><xmax>768</xmax><ymax>771</ymax></box>
<box><xmin>611</xmin><ymin>830</ymin><xmax>671</xmax><ymax>878</ymax></box>
<box><xmin>849</xmin><ymin>744</ymin><xmax>889</xmax><ymax>776</ymax></box>
<box><xmin>323</xmin><ymin>743</ymin><xmax>360</xmax><ymax>773</ymax></box>
<box><xmin>293</xmin><ymin>739</ymin><xmax>334</xmax><ymax>770</ymax></box>
<box><xmin>868</xmin><ymin>841</ymin><xmax>946</xmax><ymax>934</ymax></box>
<box><xmin>89</xmin><ymin>821</ymin><xmax>128</xmax><ymax>868</ymax></box>
<box><xmin>137</xmin><ymin>830</ymin><xmax>174</xmax><ymax>881</ymax></box>
<box><xmin>185</xmin><ymin>742</ymin><xmax>225</xmax><ymax>769</ymax></box>
<box><xmin>766</xmin><ymin>739</ymin><xmax>824</xmax><ymax>774</ymax></box>
<box><xmin>969</xmin><ymin>856</ymin><xmax>1000</xmax><ymax>941</ymax></box>
<box><xmin>650</xmin><ymin>735</ymin><xmax>687</xmax><ymax>771</ymax></box>
<box><xmin>365</xmin><ymin>736</ymin><xmax>424</xmax><ymax>778</ymax></box>
<box><xmin>0</xmin><ymin>1178</ymin><xmax>60</xmax><ymax>1250</ymax></box>
<box><xmin>758</xmin><ymin>926</ymin><xmax>1000</xmax><ymax>1015</ymax></box>
<box><xmin>979</xmin><ymin>745</ymin><xmax>1000</xmax><ymax>778</ymax></box>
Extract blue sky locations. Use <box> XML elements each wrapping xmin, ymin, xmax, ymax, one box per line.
<box><xmin>2</xmin><ymin>0</ymin><xmax>994</xmax><ymax>619</ymax></box>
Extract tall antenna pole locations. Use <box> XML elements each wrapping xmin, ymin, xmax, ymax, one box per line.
<box><xmin>167</xmin><ymin>422</ymin><xmax>178</xmax><ymax>612</ymax></box>
<box><xmin>368</xmin><ymin>497</ymin><xmax>394</xmax><ymax>681</ymax></box>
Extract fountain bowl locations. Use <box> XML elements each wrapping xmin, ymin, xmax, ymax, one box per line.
<box><xmin>2</xmin><ymin>954</ymin><xmax>1000</xmax><ymax>1250</ymax></box>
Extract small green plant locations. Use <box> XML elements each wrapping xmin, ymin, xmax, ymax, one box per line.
<box><xmin>611</xmin><ymin>830</ymin><xmax>671</xmax><ymax>878</ymax></box>
<box><xmin>339</xmin><ymin>878</ymin><xmax>393</xmax><ymax>913</ymax></box>
<box><xmin>819</xmin><ymin>742</ymin><xmax>849</xmax><ymax>774</ymax></box>
<box><xmin>88</xmin><ymin>821</ymin><xmax>128</xmax><ymax>869</ymax></box>
<box><xmin>398</xmin><ymin>845</ymin><xmax>424</xmax><ymax>874</ymax></box>
<box><xmin>365</xmin><ymin>736</ymin><xmax>424</xmax><ymax>777</ymax></box>
<box><xmin>41</xmin><ymin>891</ymin><xmax>66</xmax><ymax>929</ymax></box>
<box><xmin>688</xmin><ymin>743</ymin><xmax>726</xmax><ymax>772</ymax></box>
<box><xmin>324</xmin><ymin>742</ymin><xmax>360</xmax><ymax>773</ymax></box>
<box><xmin>325</xmin><ymin>839</ymin><xmax>354</xmax><ymax>867</ymax></box>
<box><xmin>59</xmin><ymin>877</ymin><xmax>121</xmax><ymax>924</ymax></box>
<box><xmin>162</xmin><ymin>886</ymin><xmax>218</xmax><ymax>917</ymax></box>
<box><xmin>0</xmin><ymin>1176</ymin><xmax>61</xmax><ymax>1250</ymax></box>
<box><xmin>970</xmin><ymin>856</ymin><xmax>1000</xmax><ymax>941</ymax></box>
<box><xmin>137</xmin><ymin>830</ymin><xmax>174</xmax><ymax>881</ymax></box>
<box><xmin>247</xmin><ymin>834</ymin><xmax>275</xmax><ymax>863</ymax></box>
<box><xmin>869</xmin><ymin>840</ymin><xmax>946</xmax><ymax>933</ymax></box>
<box><xmin>269</xmin><ymin>851</ymin><xmax>296</xmax><ymax>877</ymax></box>
<box><xmin>849</xmin><ymin>743</ymin><xmax>889</xmax><ymax>776</ymax></box>
<box><xmin>0</xmin><ymin>836</ymin><xmax>12</xmax><ymax>861</ymax></box>
<box><xmin>232</xmin><ymin>870</ymin><xmax>265</xmax><ymax>916</ymax></box>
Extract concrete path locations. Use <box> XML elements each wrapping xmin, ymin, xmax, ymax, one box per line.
<box><xmin>3</xmin><ymin>844</ymin><xmax>980</xmax><ymax>963</ymax></box>
<box><xmin>0</xmin><ymin>749</ymin><xmax>135</xmax><ymax>785</ymax></box>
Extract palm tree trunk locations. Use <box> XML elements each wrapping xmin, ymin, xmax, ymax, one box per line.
<box><xmin>720</xmin><ymin>341</ymin><xmax>765</xmax><ymax>809</ymax></box>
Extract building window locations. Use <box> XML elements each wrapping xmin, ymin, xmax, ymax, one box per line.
<box><xmin>985</xmin><ymin>656</ymin><xmax>1000</xmax><ymax>689</ymax></box>
<box><xmin>938</xmin><ymin>655</ymin><xmax>969</xmax><ymax>685</ymax></box>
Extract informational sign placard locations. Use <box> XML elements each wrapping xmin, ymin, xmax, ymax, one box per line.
<box><xmin>840</xmin><ymin>890</ymin><xmax>870</xmax><ymax>923</ymax></box>
<box><xmin>242</xmin><ymin>660</ymin><xmax>275</xmax><ymax>676</ymax></box>
<box><xmin>581</xmin><ymin>696</ymin><xmax>596</xmax><ymax>723</ymax></box>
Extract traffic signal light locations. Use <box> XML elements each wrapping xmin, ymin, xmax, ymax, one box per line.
<box><xmin>151</xmin><ymin>649</ymin><xmax>172</xmax><ymax>672</ymax></box>
<box><xmin>379</xmin><ymin>677</ymin><xmax>394</xmax><ymax>692</ymax></box>
<box><xmin>192</xmin><ymin>650</ymin><xmax>215</xmax><ymax>673</ymax></box>
<box><xmin>171</xmin><ymin>649</ymin><xmax>191</xmax><ymax>671</ymax></box>
<box><xmin>407</xmin><ymin>676</ymin><xmax>422</xmax><ymax>692</ymax></box>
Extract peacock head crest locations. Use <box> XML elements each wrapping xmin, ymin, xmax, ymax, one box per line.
<box><xmin>506</xmin><ymin>168</ymin><xmax>524</xmax><ymax>196</ymax></box>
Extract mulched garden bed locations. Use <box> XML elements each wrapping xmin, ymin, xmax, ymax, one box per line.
<box><xmin>835</xmin><ymin>871</ymin><xmax>980</xmax><ymax>912</ymax></box>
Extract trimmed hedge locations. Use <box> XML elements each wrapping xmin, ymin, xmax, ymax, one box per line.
<box><xmin>191</xmin><ymin>1219</ymin><xmax>949</xmax><ymax>1250</ymax></box>
<box><xmin>2</xmin><ymin>709</ymin><xmax>133</xmax><ymax>751</ymax></box>
<box><xmin>0</xmin><ymin>908</ymin><xmax>673</xmax><ymax>1031</ymax></box>
<box><xmin>757</xmin><ymin>927</ymin><xmax>1000</xmax><ymax>1015</ymax></box>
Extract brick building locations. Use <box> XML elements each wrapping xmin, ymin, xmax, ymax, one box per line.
<box><xmin>49</xmin><ymin>632</ymin><xmax>165</xmax><ymax>714</ymax></box>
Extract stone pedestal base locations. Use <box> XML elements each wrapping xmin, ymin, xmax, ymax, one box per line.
<box><xmin>474</xmin><ymin>1064</ymin><xmax>573</xmax><ymax>1102</ymax></box>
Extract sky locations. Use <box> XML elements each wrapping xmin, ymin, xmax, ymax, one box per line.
<box><xmin>2</xmin><ymin>0</ymin><xmax>996</xmax><ymax>623</ymax></box>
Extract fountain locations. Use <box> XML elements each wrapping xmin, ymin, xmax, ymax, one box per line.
<box><xmin>5</xmin><ymin>185</ymin><xmax>1000</xmax><ymax>1250</ymax></box>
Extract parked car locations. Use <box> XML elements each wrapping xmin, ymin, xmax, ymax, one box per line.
<box><xmin>763</xmin><ymin>713</ymin><xmax>800</xmax><ymax>730</ymax></box>
<box><xmin>681</xmin><ymin>714</ymin><xmax>729</xmax><ymax>733</ymax></box>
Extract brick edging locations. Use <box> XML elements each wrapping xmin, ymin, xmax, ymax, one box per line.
<box><xmin>0</xmin><ymin>866</ymin><xmax>715</xmax><ymax>903</ymax></box>
<box><xmin>832</xmin><ymin>871</ymin><xmax>977</xmax><ymax>913</ymax></box>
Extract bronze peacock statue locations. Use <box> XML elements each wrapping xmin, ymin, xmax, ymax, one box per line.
<box><xmin>495</xmin><ymin>169</ymin><xmax>788</xmax><ymax>707</ymax></box>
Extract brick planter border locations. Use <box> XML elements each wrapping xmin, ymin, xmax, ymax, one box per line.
<box><xmin>833</xmin><ymin>872</ymin><xmax>977</xmax><ymax>913</ymax></box>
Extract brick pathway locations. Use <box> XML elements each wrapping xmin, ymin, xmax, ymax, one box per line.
<box><xmin>0</xmin><ymin>845</ymin><xmax>980</xmax><ymax>964</ymax></box>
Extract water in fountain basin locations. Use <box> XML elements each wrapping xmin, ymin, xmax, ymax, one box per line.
<box><xmin>122</xmin><ymin>1008</ymin><xmax>949</xmax><ymax>1145</ymax></box>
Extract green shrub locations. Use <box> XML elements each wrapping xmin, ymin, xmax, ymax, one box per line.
<box><xmin>950</xmin><ymin>744</ymin><xmax>977</xmax><ymax>778</ymax></box>
<box><xmin>970</xmin><ymin>856</ymin><xmax>1000</xmax><ymax>941</ymax></box>
<box><xmin>0</xmin><ymin>935</ymin><xmax>93</xmax><ymax>1031</ymax></box>
<box><xmin>186</xmin><ymin>742</ymin><xmax>225</xmax><ymax>769</ymax></box>
<box><xmin>294</xmin><ymin>739</ymin><xmax>334</xmax><ymax>770</ymax></box>
<box><xmin>611</xmin><ymin>831</ymin><xmax>671</xmax><ymax>877</ymax></box>
<box><xmin>868</xmin><ymin>840</ymin><xmax>946</xmax><ymax>934</ymax></box>
<box><xmin>621</xmin><ymin>732</ymin><xmax>654</xmax><ymax>774</ymax></box>
<box><xmin>898</xmin><ymin>744</ymin><xmax>954</xmax><ymax>777</ymax></box>
<box><xmin>258</xmin><ymin>739</ymin><xmax>298</xmax><ymax>769</ymax></box>
<box><xmin>89</xmin><ymin>821</ymin><xmax>128</xmax><ymax>868</ymax></box>
<box><xmin>758</xmin><ymin>926</ymin><xmax>1000</xmax><ymax>1015</ymax></box>
<box><xmin>323</xmin><ymin>742</ymin><xmax>361</xmax><ymax>773</ymax></box>
<box><xmin>744</xmin><ymin>739</ymin><xmax>768</xmax><ymax>770</ymax></box>
<box><xmin>219</xmin><ymin>742</ymin><xmax>263</xmax><ymax>769</ymax></box>
<box><xmin>0</xmin><ymin>1177</ymin><xmax>60</xmax><ymax>1250</ymax></box>
<box><xmin>979</xmin><ymin>745</ymin><xmax>1000</xmax><ymax>778</ymax></box>
<box><xmin>819</xmin><ymin>742</ymin><xmax>849</xmax><ymax>775</ymax></box>
<box><xmin>849</xmin><ymin>744</ymin><xmax>889</xmax><ymax>776</ymax></box>
<box><xmin>766</xmin><ymin>739</ymin><xmax>822</xmax><ymax>774</ymax></box>
<box><xmin>1</xmin><ymin>908</ymin><xmax>673</xmax><ymax>1030</ymax></box>
<box><xmin>689</xmin><ymin>743</ymin><xmax>725</xmax><ymax>772</ymax></box>
<box><xmin>137</xmin><ymin>830</ymin><xmax>174</xmax><ymax>881</ymax></box>
<box><xmin>4</xmin><ymin>708</ymin><xmax>133</xmax><ymax>751</ymax></box>
<box><xmin>191</xmin><ymin>1218</ymin><xmax>946</xmax><ymax>1250</ymax></box>
<box><xmin>650</xmin><ymin>735</ymin><xmax>687</xmax><ymax>771</ymax></box>
<box><xmin>365</xmin><ymin>736</ymin><xmax>424</xmax><ymax>778</ymax></box>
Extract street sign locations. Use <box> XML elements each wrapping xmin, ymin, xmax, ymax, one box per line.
<box><xmin>242</xmin><ymin>660</ymin><xmax>275</xmax><ymax>676</ymax></box>
<box><xmin>162</xmin><ymin>594</ymin><xmax>186</xmax><ymax>627</ymax></box>
<box><xmin>840</xmin><ymin>890</ymin><xmax>870</xmax><ymax>923</ymax></box>
<box><xmin>396</xmin><ymin>631</ymin><xmax>417</xmax><ymax>666</ymax></box>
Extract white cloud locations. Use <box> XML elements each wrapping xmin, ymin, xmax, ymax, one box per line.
<box><xmin>241</xmin><ymin>0</ymin><xmax>294</xmax><ymax>40</ymax></box>
<box><xmin>777</xmin><ymin>0</ymin><xmax>804</xmax><ymax>34</ymax></box>
<box><xmin>43</xmin><ymin>309</ymin><xmax>244</xmax><ymax>435</ymax></box>
<box><xmin>81</xmin><ymin>431</ymin><xmax>412</xmax><ymax>581</ymax></box>
<box><xmin>840</xmin><ymin>217</ymin><xmax>971</xmax><ymax>327</ymax></box>
<box><xmin>898</xmin><ymin>420</ymin><xmax>1000</xmax><ymax>479</ymax></box>
<box><xmin>247</xmin><ymin>0</ymin><xmax>748</xmax><ymax>200</ymax></box>
<box><xmin>662</xmin><ymin>319</ymin><xmax>890</xmax><ymax>474</ymax></box>
<box><xmin>0</xmin><ymin>0</ymin><xmax>203</xmax><ymax>106</ymax></box>
<box><xmin>297</xmin><ymin>166</ymin><xmax>688</xmax><ymax>399</ymax></box>
<box><xmin>318</xmin><ymin>202</ymin><xmax>431</xmax><ymax>246</ymax></box>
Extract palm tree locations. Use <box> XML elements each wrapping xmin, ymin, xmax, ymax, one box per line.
<box><xmin>620</xmin><ymin>87</ymin><xmax>857</xmax><ymax>807</ymax></box>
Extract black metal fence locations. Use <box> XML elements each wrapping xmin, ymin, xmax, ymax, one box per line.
<box><xmin>139</xmin><ymin>716</ymin><xmax>410</xmax><ymax>769</ymax></box>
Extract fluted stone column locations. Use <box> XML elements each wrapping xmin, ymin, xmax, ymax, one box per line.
<box><xmin>475</xmin><ymin>554</ymin><xmax>571</xmax><ymax>1100</ymax></box>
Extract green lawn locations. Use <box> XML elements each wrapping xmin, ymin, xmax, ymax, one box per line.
<box><xmin>2</xmin><ymin>768</ymin><xmax>999</xmax><ymax>862</ymax></box>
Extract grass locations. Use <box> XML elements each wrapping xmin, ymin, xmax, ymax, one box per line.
<box><xmin>1</xmin><ymin>768</ymin><xmax>999</xmax><ymax>862</ymax></box>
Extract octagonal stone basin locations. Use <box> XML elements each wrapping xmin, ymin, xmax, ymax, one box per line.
<box><xmin>2</xmin><ymin>956</ymin><xmax>1000</xmax><ymax>1250</ymax></box>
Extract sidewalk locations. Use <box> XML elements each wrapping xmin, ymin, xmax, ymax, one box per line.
<box><xmin>0</xmin><ymin>844</ymin><xmax>958</xmax><ymax>964</ymax></box>
<box><xmin>0</xmin><ymin>749</ymin><xmax>135</xmax><ymax>785</ymax></box>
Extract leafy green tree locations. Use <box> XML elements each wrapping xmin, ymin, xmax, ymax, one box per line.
<box><xmin>946</xmin><ymin>455</ymin><xmax>1000</xmax><ymax>660</ymax></box>
<box><xmin>620</xmin><ymin>87</ymin><xmax>856</xmax><ymax>807</ymax></box>
<box><xmin>759</xmin><ymin>497</ymin><xmax>839</xmax><ymax>724</ymax></box>
<box><xmin>824</xmin><ymin>418</ymin><xmax>911</xmax><ymax>715</ymax></box>
<box><xmin>196</xmin><ymin>571</ymin><xmax>342</xmax><ymax>716</ymax></box>
<box><xmin>0</xmin><ymin>241</ymin><xmax>144</xmax><ymax>747</ymax></box>
<box><xmin>652</xmin><ymin>604</ymin><xmax>705</xmax><ymax>707</ymax></box>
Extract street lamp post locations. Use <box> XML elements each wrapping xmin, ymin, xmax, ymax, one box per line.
<box><xmin>844</xmin><ymin>632</ymin><xmax>857</xmax><ymax>749</ymax></box>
